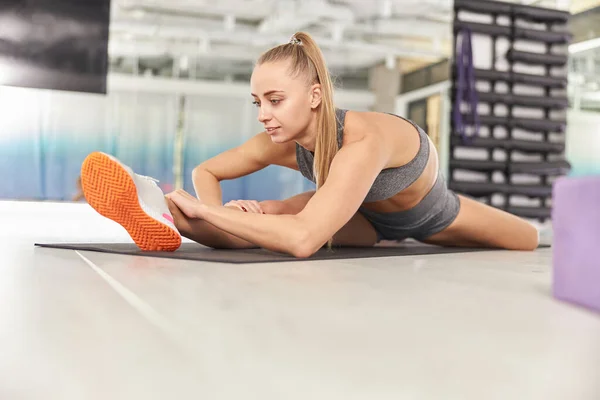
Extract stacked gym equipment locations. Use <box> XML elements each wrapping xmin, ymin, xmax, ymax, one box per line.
<box><xmin>450</xmin><ymin>0</ymin><xmax>571</xmax><ymax>222</ymax></box>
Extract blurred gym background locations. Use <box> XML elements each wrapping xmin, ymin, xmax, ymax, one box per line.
<box><xmin>0</xmin><ymin>0</ymin><xmax>598</xmax><ymax>220</ymax></box>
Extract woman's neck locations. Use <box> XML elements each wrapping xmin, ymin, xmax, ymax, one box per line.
<box><xmin>294</xmin><ymin>112</ymin><xmax>319</xmax><ymax>152</ymax></box>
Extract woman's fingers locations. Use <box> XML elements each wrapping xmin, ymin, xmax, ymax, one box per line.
<box><xmin>223</xmin><ymin>200</ymin><xmax>264</xmax><ymax>214</ymax></box>
<box><xmin>244</xmin><ymin>200</ymin><xmax>263</xmax><ymax>214</ymax></box>
<box><xmin>165</xmin><ymin>190</ymin><xmax>203</xmax><ymax>218</ymax></box>
<box><xmin>223</xmin><ymin>200</ymin><xmax>245</xmax><ymax>211</ymax></box>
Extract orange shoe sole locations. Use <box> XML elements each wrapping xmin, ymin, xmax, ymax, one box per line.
<box><xmin>80</xmin><ymin>152</ymin><xmax>181</xmax><ymax>252</ymax></box>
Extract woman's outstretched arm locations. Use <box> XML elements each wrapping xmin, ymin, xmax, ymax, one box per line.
<box><xmin>167</xmin><ymin>137</ymin><xmax>389</xmax><ymax>257</ymax></box>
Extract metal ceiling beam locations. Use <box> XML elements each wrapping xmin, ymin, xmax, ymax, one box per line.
<box><xmin>119</xmin><ymin>0</ymin><xmax>275</xmax><ymax>20</ymax></box>
<box><xmin>109</xmin><ymin>18</ymin><xmax>445</xmax><ymax>59</ymax></box>
<box><xmin>108</xmin><ymin>39</ymin><xmax>388</xmax><ymax>70</ymax></box>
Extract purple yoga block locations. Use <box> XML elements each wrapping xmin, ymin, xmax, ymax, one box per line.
<box><xmin>552</xmin><ymin>175</ymin><xmax>600</xmax><ymax>313</ymax></box>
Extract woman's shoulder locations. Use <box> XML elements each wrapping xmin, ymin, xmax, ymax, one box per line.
<box><xmin>341</xmin><ymin>109</ymin><xmax>409</xmax><ymax>141</ymax></box>
<box><xmin>341</xmin><ymin>109</ymin><xmax>422</xmax><ymax>167</ymax></box>
<box><xmin>342</xmin><ymin>108</ymin><xmax>409</xmax><ymax>126</ymax></box>
<box><xmin>338</xmin><ymin>109</ymin><xmax>370</xmax><ymax>140</ymax></box>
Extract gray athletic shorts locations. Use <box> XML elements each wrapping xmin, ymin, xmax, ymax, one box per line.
<box><xmin>358</xmin><ymin>172</ymin><xmax>461</xmax><ymax>242</ymax></box>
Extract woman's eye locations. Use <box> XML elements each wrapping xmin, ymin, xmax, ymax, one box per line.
<box><xmin>252</xmin><ymin>99</ymin><xmax>280</xmax><ymax>107</ymax></box>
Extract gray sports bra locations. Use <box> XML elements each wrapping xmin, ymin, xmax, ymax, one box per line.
<box><xmin>295</xmin><ymin>108</ymin><xmax>430</xmax><ymax>202</ymax></box>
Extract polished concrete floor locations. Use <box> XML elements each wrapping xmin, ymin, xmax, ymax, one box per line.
<box><xmin>1</xmin><ymin>200</ymin><xmax>600</xmax><ymax>400</ymax></box>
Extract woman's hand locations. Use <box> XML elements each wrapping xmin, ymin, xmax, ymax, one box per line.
<box><xmin>224</xmin><ymin>199</ymin><xmax>265</xmax><ymax>214</ymax></box>
<box><xmin>165</xmin><ymin>189</ymin><xmax>207</xmax><ymax>219</ymax></box>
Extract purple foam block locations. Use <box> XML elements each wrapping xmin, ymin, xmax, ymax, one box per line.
<box><xmin>552</xmin><ymin>175</ymin><xmax>600</xmax><ymax>313</ymax></box>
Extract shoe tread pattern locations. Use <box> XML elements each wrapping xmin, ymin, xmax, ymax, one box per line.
<box><xmin>81</xmin><ymin>152</ymin><xmax>181</xmax><ymax>252</ymax></box>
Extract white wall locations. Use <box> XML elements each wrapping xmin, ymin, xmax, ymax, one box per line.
<box><xmin>566</xmin><ymin>108</ymin><xmax>600</xmax><ymax>176</ymax></box>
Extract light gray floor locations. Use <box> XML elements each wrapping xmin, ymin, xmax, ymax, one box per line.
<box><xmin>2</xmin><ymin>200</ymin><xmax>600</xmax><ymax>400</ymax></box>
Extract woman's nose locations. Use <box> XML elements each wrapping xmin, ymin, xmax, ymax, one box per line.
<box><xmin>258</xmin><ymin>106</ymin><xmax>271</xmax><ymax>123</ymax></box>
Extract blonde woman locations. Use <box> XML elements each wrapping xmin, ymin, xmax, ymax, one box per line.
<box><xmin>80</xmin><ymin>32</ymin><xmax>539</xmax><ymax>257</ymax></box>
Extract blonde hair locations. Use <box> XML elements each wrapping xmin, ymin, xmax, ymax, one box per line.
<box><xmin>257</xmin><ymin>32</ymin><xmax>338</xmax><ymax>191</ymax></box>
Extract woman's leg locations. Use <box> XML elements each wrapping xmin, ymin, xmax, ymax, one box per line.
<box><xmin>421</xmin><ymin>195</ymin><xmax>539</xmax><ymax>250</ymax></box>
<box><xmin>169</xmin><ymin>190</ymin><xmax>379</xmax><ymax>249</ymax></box>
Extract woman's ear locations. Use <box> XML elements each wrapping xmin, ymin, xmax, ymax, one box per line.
<box><xmin>310</xmin><ymin>84</ymin><xmax>322</xmax><ymax>109</ymax></box>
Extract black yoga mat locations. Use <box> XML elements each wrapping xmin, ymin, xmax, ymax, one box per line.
<box><xmin>449</xmin><ymin>181</ymin><xmax>553</xmax><ymax>197</ymax></box>
<box><xmin>453</xmin><ymin>21</ymin><xmax>571</xmax><ymax>44</ymax></box>
<box><xmin>33</xmin><ymin>242</ymin><xmax>548</xmax><ymax>264</ymax></box>
<box><xmin>469</xmin><ymin>68</ymin><xmax>567</xmax><ymax>88</ymax></box>
<box><xmin>454</xmin><ymin>0</ymin><xmax>570</xmax><ymax>24</ymax></box>
<box><xmin>506</xmin><ymin>49</ymin><xmax>568</xmax><ymax>67</ymax></box>
<box><xmin>476</xmin><ymin>91</ymin><xmax>569</xmax><ymax>109</ymax></box>
<box><xmin>451</xmin><ymin>135</ymin><xmax>566</xmax><ymax>153</ymax></box>
<box><xmin>450</xmin><ymin>159</ymin><xmax>571</xmax><ymax>176</ymax></box>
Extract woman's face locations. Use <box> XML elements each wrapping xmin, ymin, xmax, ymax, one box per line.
<box><xmin>250</xmin><ymin>60</ymin><xmax>318</xmax><ymax>144</ymax></box>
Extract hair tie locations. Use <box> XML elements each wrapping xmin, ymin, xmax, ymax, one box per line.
<box><xmin>289</xmin><ymin>37</ymin><xmax>302</xmax><ymax>45</ymax></box>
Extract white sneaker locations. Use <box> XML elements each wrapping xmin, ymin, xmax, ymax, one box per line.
<box><xmin>80</xmin><ymin>152</ymin><xmax>181</xmax><ymax>251</ymax></box>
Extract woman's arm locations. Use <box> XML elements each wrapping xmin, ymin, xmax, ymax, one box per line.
<box><xmin>192</xmin><ymin>131</ymin><xmax>297</xmax><ymax>206</ymax></box>
<box><xmin>168</xmin><ymin>136</ymin><xmax>389</xmax><ymax>257</ymax></box>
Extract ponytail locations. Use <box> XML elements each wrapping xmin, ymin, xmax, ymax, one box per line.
<box><xmin>290</xmin><ymin>32</ymin><xmax>337</xmax><ymax>190</ymax></box>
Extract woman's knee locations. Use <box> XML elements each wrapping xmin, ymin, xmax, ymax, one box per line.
<box><xmin>260</xmin><ymin>191</ymin><xmax>315</xmax><ymax>215</ymax></box>
<box><xmin>259</xmin><ymin>200</ymin><xmax>289</xmax><ymax>215</ymax></box>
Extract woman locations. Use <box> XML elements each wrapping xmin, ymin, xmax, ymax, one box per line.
<box><xmin>80</xmin><ymin>32</ymin><xmax>539</xmax><ymax>257</ymax></box>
